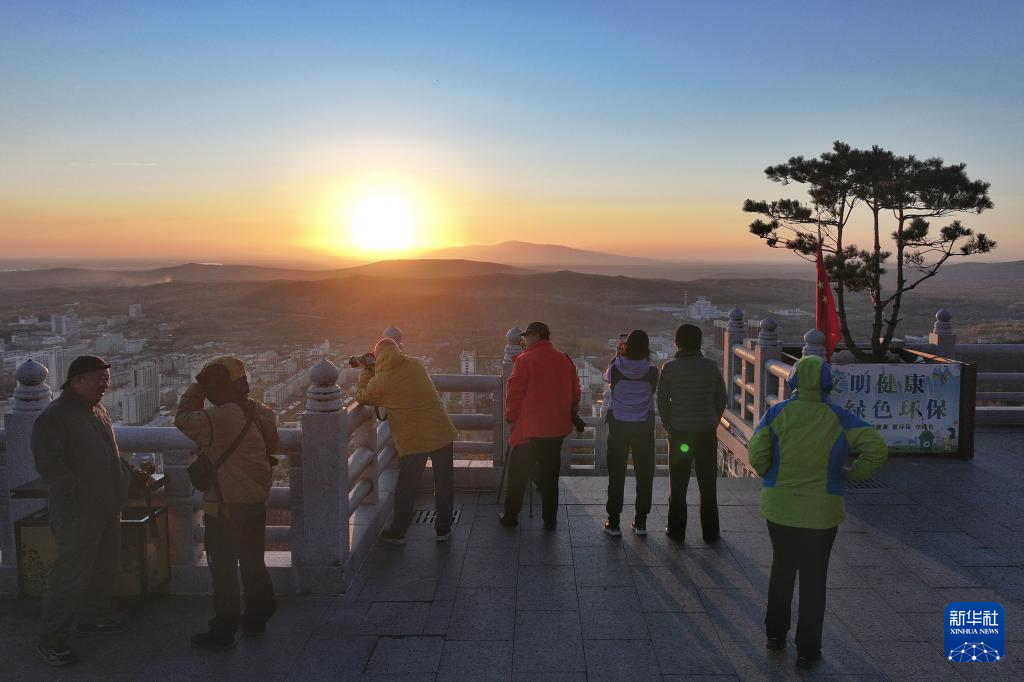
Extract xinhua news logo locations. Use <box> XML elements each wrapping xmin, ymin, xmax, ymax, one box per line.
<box><xmin>945</xmin><ymin>602</ymin><xmax>1003</xmax><ymax>662</ymax></box>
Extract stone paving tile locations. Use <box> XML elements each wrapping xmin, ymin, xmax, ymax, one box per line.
<box><xmin>459</xmin><ymin>544</ymin><xmax>519</xmax><ymax>588</ymax></box>
<box><xmin>631</xmin><ymin>565</ymin><xmax>705</xmax><ymax>612</ymax></box>
<box><xmin>571</xmin><ymin>544</ymin><xmax>635</xmax><ymax>587</ymax></box>
<box><xmin>512</xmin><ymin>673</ymin><xmax>586</xmax><ymax>681</ymax></box>
<box><xmin>447</xmin><ymin>587</ymin><xmax>515</xmax><ymax>641</ymax></box>
<box><xmin>578</xmin><ymin>586</ymin><xmax>648</xmax><ymax>640</ymax></box>
<box><xmin>864</xmin><ymin>575</ymin><xmax>948</xmax><ymax>614</ymax></box>
<box><xmin>583</xmin><ymin>639</ymin><xmax>662</xmax><ymax>682</ymax></box>
<box><xmin>862</xmin><ymin>640</ymin><xmax>966</xmax><ymax>680</ymax></box>
<box><xmin>827</xmin><ymin>588</ymin><xmax>928</xmax><ymax>642</ymax></box>
<box><xmin>423</xmin><ymin>599</ymin><xmax>454</xmax><ymax>636</ymax></box>
<box><xmin>365</xmin><ymin>636</ymin><xmax>445</xmax><ymax>674</ymax></box>
<box><xmin>518</xmin><ymin>529</ymin><xmax>575</xmax><ymax>565</ymax></box>
<box><xmin>513</xmin><ymin>610</ymin><xmax>585</xmax><ymax>673</ymax></box>
<box><xmin>517</xmin><ymin>564</ymin><xmax>578</xmax><ymax>611</ymax></box>
<box><xmin>645</xmin><ymin>611</ymin><xmax>735</xmax><ymax>675</ymax></box>
<box><xmin>359</xmin><ymin>575</ymin><xmax>440</xmax><ymax>602</ymax></box>
<box><xmin>568</xmin><ymin>514</ymin><xmax>623</xmax><ymax>547</ymax></box>
<box><xmin>438</xmin><ymin>639</ymin><xmax>513</xmax><ymax>681</ymax></box>
<box><xmin>679</xmin><ymin>546</ymin><xmax>753</xmax><ymax>590</ymax></box>
<box><xmin>621</xmin><ymin>530</ymin><xmax>688</xmax><ymax>568</ymax></box>
<box><xmin>361</xmin><ymin>600</ymin><xmax>430</xmax><ymax>635</ymax></box>
<box><xmin>718</xmin><ymin>530</ymin><xmax>774</xmax><ymax>566</ymax></box>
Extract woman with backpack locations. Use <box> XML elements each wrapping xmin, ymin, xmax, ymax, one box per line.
<box><xmin>603</xmin><ymin>329</ymin><xmax>659</xmax><ymax>536</ymax></box>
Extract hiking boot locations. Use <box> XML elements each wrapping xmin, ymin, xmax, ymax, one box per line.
<box><xmin>603</xmin><ymin>519</ymin><xmax>622</xmax><ymax>537</ymax></box>
<box><xmin>36</xmin><ymin>644</ymin><xmax>76</xmax><ymax>666</ymax></box>
<box><xmin>766</xmin><ymin>636</ymin><xmax>786</xmax><ymax>651</ymax></box>
<box><xmin>436</xmin><ymin>528</ymin><xmax>453</xmax><ymax>542</ymax></box>
<box><xmin>241</xmin><ymin>621</ymin><xmax>266</xmax><ymax>636</ymax></box>
<box><xmin>632</xmin><ymin>517</ymin><xmax>647</xmax><ymax>536</ymax></box>
<box><xmin>498</xmin><ymin>512</ymin><xmax>518</xmax><ymax>528</ymax></box>
<box><xmin>75</xmin><ymin>617</ymin><xmax>128</xmax><ymax>636</ymax></box>
<box><xmin>190</xmin><ymin>631</ymin><xmax>237</xmax><ymax>649</ymax></box>
<box><xmin>796</xmin><ymin>653</ymin><xmax>821</xmax><ymax>670</ymax></box>
<box><xmin>380</xmin><ymin>529</ymin><xmax>406</xmax><ymax>545</ymax></box>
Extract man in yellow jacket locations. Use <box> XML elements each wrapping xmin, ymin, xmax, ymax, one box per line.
<box><xmin>356</xmin><ymin>338</ymin><xmax>458</xmax><ymax>544</ymax></box>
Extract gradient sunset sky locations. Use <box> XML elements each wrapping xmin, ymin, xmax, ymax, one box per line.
<box><xmin>2</xmin><ymin>1</ymin><xmax>1021</xmax><ymax>266</ymax></box>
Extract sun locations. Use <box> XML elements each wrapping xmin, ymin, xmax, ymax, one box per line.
<box><xmin>349</xmin><ymin>194</ymin><xmax>417</xmax><ymax>252</ymax></box>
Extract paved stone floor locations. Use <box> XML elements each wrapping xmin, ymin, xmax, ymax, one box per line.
<box><xmin>2</xmin><ymin>426</ymin><xmax>1022</xmax><ymax>680</ymax></box>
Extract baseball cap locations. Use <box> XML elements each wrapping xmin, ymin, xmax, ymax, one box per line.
<box><xmin>199</xmin><ymin>356</ymin><xmax>247</xmax><ymax>382</ymax></box>
<box><xmin>520</xmin><ymin>321</ymin><xmax>551</xmax><ymax>339</ymax></box>
<box><xmin>62</xmin><ymin>355</ymin><xmax>111</xmax><ymax>390</ymax></box>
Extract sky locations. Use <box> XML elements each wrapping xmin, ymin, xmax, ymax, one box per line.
<box><xmin>1</xmin><ymin>1</ymin><xmax>1021</xmax><ymax>267</ymax></box>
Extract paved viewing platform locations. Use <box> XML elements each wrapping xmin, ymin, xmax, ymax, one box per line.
<box><xmin>2</xmin><ymin>427</ymin><xmax>1022</xmax><ymax>680</ymax></box>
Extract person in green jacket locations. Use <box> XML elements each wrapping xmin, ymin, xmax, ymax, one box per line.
<box><xmin>748</xmin><ymin>355</ymin><xmax>887</xmax><ymax>670</ymax></box>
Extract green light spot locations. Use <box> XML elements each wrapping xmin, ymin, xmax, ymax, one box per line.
<box><xmin>679</xmin><ymin>443</ymin><xmax>690</xmax><ymax>453</ymax></box>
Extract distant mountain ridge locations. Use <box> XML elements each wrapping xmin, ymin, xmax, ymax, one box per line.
<box><xmin>421</xmin><ymin>240</ymin><xmax>670</xmax><ymax>266</ymax></box>
<box><xmin>0</xmin><ymin>259</ymin><xmax>531</xmax><ymax>290</ymax></box>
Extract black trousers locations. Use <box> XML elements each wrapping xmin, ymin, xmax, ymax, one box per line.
<box><xmin>504</xmin><ymin>437</ymin><xmax>563</xmax><ymax>524</ymax></box>
<box><xmin>389</xmin><ymin>442</ymin><xmax>455</xmax><ymax>536</ymax></box>
<box><xmin>764</xmin><ymin>520</ymin><xmax>838</xmax><ymax>657</ymax></box>
<box><xmin>40</xmin><ymin>511</ymin><xmax>120</xmax><ymax>648</ymax></box>
<box><xmin>204</xmin><ymin>509</ymin><xmax>276</xmax><ymax>636</ymax></box>
<box><xmin>666</xmin><ymin>429</ymin><xmax>720</xmax><ymax>541</ymax></box>
<box><xmin>605</xmin><ymin>418</ymin><xmax>655</xmax><ymax>521</ymax></box>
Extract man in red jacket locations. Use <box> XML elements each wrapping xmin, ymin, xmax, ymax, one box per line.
<box><xmin>500</xmin><ymin>321</ymin><xmax>581</xmax><ymax>530</ymax></box>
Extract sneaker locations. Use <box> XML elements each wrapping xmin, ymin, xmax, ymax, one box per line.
<box><xmin>380</xmin><ymin>529</ymin><xmax>407</xmax><ymax>545</ymax></box>
<box><xmin>632</xmin><ymin>518</ymin><xmax>647</xmax><ymax>536</ymax></box>
<box><xmin>498</xmin><ymin>512</ymin><xmax>518</xmax><ymax>528</ymax></box>
<box><xmin>75</xmin><ymin>617</ymin><xmax>128</xmax><ymax>636</ymax></box>
<box><xmin>603</xmin><ymin>519</ymin><xmax>621</xmax><ymax>537</ymax></box>
<box><xmin>36</xmin><ymin>644</ymin><xmax>76</xmax><ymax>666</ymax></box>
<box><xmin>436</xmin><ymin>528</ymin><xmax>453</xmax><ymax>542</ymax></box>
<box><xmin>766</xmin><ymin>636</ymin><xmax>786</xmax><ymax>651</ymax></box>
<box><xmin>190</xmin><ymin>631</ymin><xmax>237</xmax><ymax>649</ymax></box>
<box><xmin>664</xmin><ymin>528</ymin><xmax>684</xmax><ymax>542</ymax></box>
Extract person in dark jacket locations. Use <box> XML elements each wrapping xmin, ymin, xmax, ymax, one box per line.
<box><xmin>656</xmin><ymin>324</ymin><xmax>727</xmax><ymax>543</ymax></box>
<box><xmin>603</xmin><ymin>329</ymin><xmax>658</xmax><ymax>536</ymax></box>
<box><xmin>31</xmin><ymin>355</ymin><xmax>137</xmax><ymax>667</ymax></box>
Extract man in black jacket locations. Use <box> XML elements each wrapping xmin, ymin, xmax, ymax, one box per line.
<box><xmin>656</xmin><ymin>325</ymin><xmax>727</xmax><ymax>543</ymax></box>
<box><xmin>31</xmin><ymin>356</ymin><xmax>135</xmax><ymax>666</ymax></box>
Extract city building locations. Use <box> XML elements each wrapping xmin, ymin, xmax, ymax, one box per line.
<box><xmin>50</xmin><ymin>314</ymin><xmax>80</xmax><ymax>341</ymax></box>
<box><xmin>460</xmin><ymin>350</ymin><xmax>476</xmax><ymax>412</ymax></box>
<box><xmin>95</xmin><ymin>333</ymin><xmax>125</xmax><ymax>356</ymax></box>
<box><xmin>128</xmin><ymin>303</ymin><xmax>144</xmax><ymax>318</ymax></box>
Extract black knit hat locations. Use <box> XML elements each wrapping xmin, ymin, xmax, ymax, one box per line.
<box><xmin>61</xmin><ymin>355</ymin><xmax>111</xmax><ymax>390</ymax></box>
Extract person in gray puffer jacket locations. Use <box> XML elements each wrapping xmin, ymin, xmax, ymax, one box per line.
<box><xmin>657</xmin><ymin>324</ymin><xmax>727</xmax><ymax>543</ymax></box>
<box><xmin>603</xmin><ymin>329</ymin><xmax>659</xmax><ymax>537</ymax></box>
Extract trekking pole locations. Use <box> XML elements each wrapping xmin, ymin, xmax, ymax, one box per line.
<box><xmin>495</xmin><ymin>443</ymin><xmax>510</xmax><ymax>505</ymax></box>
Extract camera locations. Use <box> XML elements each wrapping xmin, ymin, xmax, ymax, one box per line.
<box><xmin>348</xmin><ymin>353</ymin><xmax>376</xmax><ymax>368</ymax></box>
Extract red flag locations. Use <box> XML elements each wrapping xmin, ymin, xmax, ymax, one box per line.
<box><xmin>816</xmin><ymin>242</ymin><xmax>842</xmax><ymax>360</ymax></box>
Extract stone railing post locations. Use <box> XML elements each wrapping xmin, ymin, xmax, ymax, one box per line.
<box><xmin>350</xmin><ymin>406</ymin><xmax>379</xmax><ymax>506</ymax></box>
<box><xmin>802</xmin><ymin>329</ymin><xmax>827</xmax><ymax>359</ymax></box>
<box><xmin>723</xmin><ymin>308</ymin><xmax>745</xmax><ymax>410</ymax></box>
<box><xmin>382</xmin><ymin>325</ymin><xmax>404</xmax><ymax>350</ymax></box>
<box><xmin>594</xmin><ymin>388</ymin><xmax>610</xmax><ymax>471</ymax></box>
<box><xmin>2</xmin><ymin>361</ymin><xmax>52</xmax><ymax>581</ymax></box>
<box><xmin>929</xmin><ymin>309</ymin><xmax>957</xmax><ymax>359</ymax></box>
<box><xmin>498</xmin><ymin>327</ymin><xmax>523</xmax><ymax>467</ymax></box>
<box><xmin>299</xmin><ymin>359</ymin><xmax>347</xmax><ymax>592</ymax></box>
<box><xmin>163</xmin><ymin>448</ymin><xmax>202</xmax><ymax>573</ymax></box>
<box><xmin>753</xmin><ymin>319</ymin><xmax>781</xmax><ymax>420</ymax></box>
